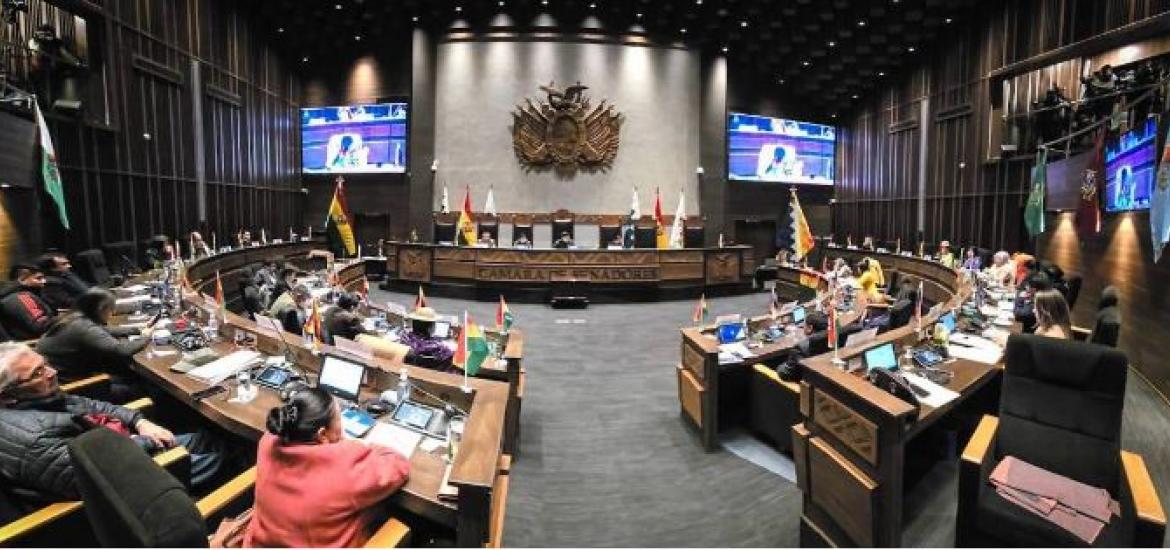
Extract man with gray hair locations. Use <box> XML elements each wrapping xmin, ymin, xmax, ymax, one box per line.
<box><xmin>0</xmin><ymin>343</ymin><xmax>222</xmax><ymax>502</ymax></box>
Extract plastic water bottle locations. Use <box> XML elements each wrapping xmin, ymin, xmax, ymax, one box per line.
<box><xmin>396</xmin><ymin>367</ymin><xmax>411</xmax><ymax>405</ymax></box>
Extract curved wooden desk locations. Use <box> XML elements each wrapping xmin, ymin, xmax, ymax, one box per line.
<box><xmin>382</xmin><ymin>242</ymin><xmax>755</xmax><ymax>300</ymax></box>
<box><xmin>126</xmin><ymin>245</ymin><xmax>511</xmax><ymax>547</ymax></box>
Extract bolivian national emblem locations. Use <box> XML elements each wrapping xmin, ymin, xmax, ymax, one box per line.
<box><xmin>512</xmin><ymin>81</ymin><xmax>622</xmax><ymax>171</ymax></box>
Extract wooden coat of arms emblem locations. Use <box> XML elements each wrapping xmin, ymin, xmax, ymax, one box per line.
<box><xmin>512</xmin><ymin>81</ymin><xmax>622</xmax><ymax>172</ymax></box>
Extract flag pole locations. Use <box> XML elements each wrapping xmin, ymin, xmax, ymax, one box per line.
<box><xmin>830</xmin><ymin>279</ymin><xmax>845</xmax><ymax>368</ymax></box>
<box><xmin>461</xmin><ymin>312</ymin><xmax>472</xmax><ymax>394</ymax></box>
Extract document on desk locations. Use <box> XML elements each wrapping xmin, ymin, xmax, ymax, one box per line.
<box><xmin>902</xmin><ymin>372</ymin><xmax>960</xmax><ymax>408</ymax></box>
<box><xmin>186</xmin><ymin>350</ymin><xmax>262</xmax><ymax>385</ymax></box>
<box><xmin>718</xmin><ymin>342</ymin><xmax>755</xmax><ymax>364</ymax></box>
<box><xmin>948</xmin><ymin>342</ymin><xmax>1004</xmax><ymax>365</ymax></box>
<box><xmin>364</xmin><ymin>422</ymin><xmax>422</xmax><ymax>459</ymax></box>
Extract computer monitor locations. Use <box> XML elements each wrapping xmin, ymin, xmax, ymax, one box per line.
<box><xmin>717</xmin><ymin>321</ymin><xmax>747</xmax><ymax>344</ymax></box>
<box><xmin>432</xmin><ymin>320</ymin><xmax>451</xmax><ymax>339</ymax></box>
<box><xmin>863</xmin><ymin>342</ymin><xmax>898</xmax><ymax>373</ymax></box>
<box><xmin>791</xmin><ymin>306</ymin><xmax>806</xmax><ymax>324</ymax></box>
<box><xmin>844</xmin><ymin>327</ymin><xmax>879</xmax><ymax>348</ymax></box>
<box><xmin>939</xmin><ymin>311</ymin><xmax>957</xmax><ymax>335</ymax></box>
<box><xmin>317</xmin><ymin>353</ymin><xmax>366</xmax><ymax>402</ymax></box>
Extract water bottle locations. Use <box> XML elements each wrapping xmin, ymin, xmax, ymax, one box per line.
<box><xmin>396</xmin><ymin>367</ymin><xmax>412</xmax><ymax>405</ymax></box>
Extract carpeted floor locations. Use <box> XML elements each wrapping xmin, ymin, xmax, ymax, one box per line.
<box><xmin>371</xmin><ymin>288</ymin><xmax>1170</xmax><ymax>547</ymax></box>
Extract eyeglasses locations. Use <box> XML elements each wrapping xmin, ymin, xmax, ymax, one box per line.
<box><xmin>1</xmin><ymin>361</ymin><xmax>52</xmax><ymax>395</ymax></box>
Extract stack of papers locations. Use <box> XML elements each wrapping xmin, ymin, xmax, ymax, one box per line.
<box><xmin>948</xmin><ymin>343</ymin><xmax>1004</xmax><ymax>365</ymax></box>
<box><xmin>717</xmin><ymin>342</ymin><xmax>755</xmax><ymax>364</ymax></box>
<box><xmin>902</xmin><ymin>372</ymin><xmax>961</xmax><ymax>408</ymax></box>
<box><xmin>187</xmin><ymin>350</ymin><xmax>262</xmax><ymax>385</ymax></box>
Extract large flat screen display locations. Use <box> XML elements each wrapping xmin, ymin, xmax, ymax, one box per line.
<box><xmin>728</xmin><ymin>113</ymin><xmax>836</xmax><ymax>184</ymax></box>
<box><xmin>301</xmin><ymin>103</ymin><xmax>408</xmax><ymax>174</ymax></box>
<box><xmin>1104</xmin><ymin>117</ymin><xmax>1156</xmax><ymax>213</ymax></box>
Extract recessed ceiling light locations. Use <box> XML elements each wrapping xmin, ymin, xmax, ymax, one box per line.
<box><xmin>779</xmin><ymin>78</ymin><xmax>786</xmax><ymax>84</ymax></box>
<box><xmin>852</xmin><ymin>94</ymin><xmax>859</xmax><ymax>99</ymax></box>
<box><xmin>541</xmin><ymin>0</ymin><xmax>548</xmax><ymax>5</ymax></box>
<box><xmin>0</xmin><ymin>184</ymin><xmax>11</xmax><ymax>189</ymax></box>
<box><xmin>802</xmin><ymin>60</ymin><xmax>810</xmax><ymax>67</ymax></box>
<box><xmin>412</xmin><ymin>15</ymin><xmax>419</xmax><ymax>22</ymax></box>
<box><xmin>695</xmin><ymin>0</ymin><xmax>702</xmax><ymax>4</ymax></box>
<box><xmin>831</xmin><ymin>113</ymin><xmax>838</xmax><ymax>118</ymax></box>
<box><xmin>455</xmin><ymin>5</ymin><xmax>462</xmax><ymax>12</ymax></box>
<box><xmin>721</xmin><ymin>46</ymin><xmax>729</xmax><ymax>53</ymax></box>
<box><xmin>680</xmin><ymin>28</ymin><xmax>687</xmax><ymax>33</ymax></box>
<box><xmin>636</xmin><ymin>12</ymin><xmax>643</xmax><ymax>18</ymax></box>
<box><xmin>354</xmin><ymin>35</ymin><xmax>361</xmax><ymax>41</ymax></box>
<box><xmin>858</xmin><ymin>20</ymin><xmax>866</xmax><ymax>26</ymax></box>
<box><xmin>589</xmin><ymin>2</ymin><xmax>595</xmax><ymax>8</ymax></box>
<box><xmin>907</xmin><ymin>46</ymin><xmax>916</xmax><ymax>52</ymax></box>
<box><xmin>945</xmin><ymin>17</ymin><xmax>953</xmax><ymax>23</ymax></box>
<box><xmin>828</xmin><ymin>40</ymin><xmax>836</xmax><ymax>47</ymax></box>
<box><xmin>499</xmin><ymin>0</ymin><xmax>504</xmax><ymax>5</ymax></box>
<box><xmin>334</xmin><ymin>3</ymin><xmax>342</xmax><ymax>10</ymax></box>
<box><xmin>878</xmin><ymin>71</ymin><xmax>885</xmax><ymax>76</ymax></box>
<box><xmin>277</xmin><ymin>27</ymin><xmax>284</xmax><ymax>33</ymax></box>
<box><xmin>301</xmin><ymin>56</ymin><xmax>309</xmax><ymax>62</ymax></box>
<box><xmin>740</xmin><ymin>21</ymin><xmax>748</xmax><ymax>28</ymax></box>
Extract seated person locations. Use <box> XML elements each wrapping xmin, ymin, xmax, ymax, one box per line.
<box><xmin>984</xmin><ymin>250</ymin><xmax>1015</xmax><ymax>287</ymax></box>
<box><xmin>37</xmin><ymin>253</ymin><xmax>90</xmax><ymax>311</ymax></box>
<box><xmin>478</xmin><ymin>231</ymin><xmax>496</xmax><ymax>248</ymax></box>
<box><xmin>245</xmin><ymin>388</ymin><xmax>410</xmax><ymax>548</ymax></box>
<box><xmin>552</xmin><ymin>231</ymin><xmax>574</xmax><ymax>249</ymax></box>
<box><xmin>1031</xmin><ymin>288</ymin><xmax>1072</xmax><ymax>340</ymax></box>
<box><xmin>323</xmin><ymin>292</ymin><xmax>373</xmax><ymax>345</ymax></box>
<box><xmin>961</xmin><ymin>247</ymin><xmax>982</xmax><ymax>271</ymax></box>
<box><xmin>775</xmin><ymin>249</ymin><xmax>791</xmax><ymax>266</ymax></box>
<box><xmin>828</xmin><ymin>257</ymin><xmax>853</xmax><ymax>281</ymax></box>
<box><xmin>0</xmin><ymin>343</ymin><xmax>222</xmax><ymax>501</ymax></box>
<box><xmin>608</xmin><ymin>232</ymin><xmax>624</xmax><ymax>248</ymax></box>
<box><xmin>237</xmin><ymin>267</ymin><xmax>263</xmax><ymax>321</ymax></box>
<box><xmin>0</xmin><ymin>263</ymin><xmax>57</xmax><ymax>340</ymax></box>
<box><xmin>36</xmin><ymin>288</ymin><xmax>151</xmax><ymax>401</ymax></box>
<box><xmin>189</xmin><ymin>231</ymin><xmax>213</xmax><ymax>258</ymax></box>
<box><xmin>936</xmin><ymin>240</ymin><xmax>956</xmax><ymax>268</ymax></box>
<box><xmin>269</xmin><ymin>285</ymin><xmax>311</xmax><ymax>335</ymax></box>
<box><xmin>400</xmin><ymin>307</ymin><xmax>454</xmax><ymax>369</ymax></box>
<box><xmin>238</xmin><ymin>229</ymin><xmax>253</xmax><ymax>249</ymax></box>
<box><xmin>855</xmin><ymin>258</ymin><xmax>886</xmax><ymax>304</ymax></box>
<box><xmin>1012</xmin><ymin>253</ymin><xmax>1036</xmax><ymax>288</ymax></box>
<box><xmin>1014</xmin><ymin>272</ymin><xmax>1052</xmax><ymax>334</ymax></box>
<box><xmin>861</xmin><ymin>236</ymin><xmax>876</xmax><ymax>251</ymax></box>
<box><xmin>796</xmin><ymin>311</ymin><xmax>831</xmax><ymax>356</ymax></box>
<box><xmin>513</xmin><ymin>233</ymin><xmax>532</xmax><ymax>248</ymax></box>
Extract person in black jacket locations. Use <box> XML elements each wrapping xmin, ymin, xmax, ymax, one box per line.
<box><xmin>0</xmin><ymin>263</ymin><xmax>57</xmax><ymax>340</ymax></box>
<box><xmin>323</xmin><ymin>292</ymin><xmax>374</xmax><ymax>345</ymax></box>
<box><xmin>37</xmin><ymin>253</ymin><xmax>90</xmax><ymax>310</ymax></box>
<box><xmin>236</xmin><ymin>267</ymin><xmax>263</xmax><ymax>321</ymax></box>
<box><xmin>1014</xmin><ymin>272</ymin><xmax>1052</xmax><ymax>334</ymax></box>
<box><xmin>0</xmin><ymin>342</ymin><xmax>222</xmax><ymax>501</ymax></box>
<box><xmin>36</xmin><ymin>288</ymin><xmax>150</xmax><ymax>401</ymax></box>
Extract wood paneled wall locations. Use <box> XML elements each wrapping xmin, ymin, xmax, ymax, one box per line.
<box><xmin>1</xmin><ymin>0</ymin><xmax>301</xmax><ymax>262</ymax></box>
<box><xmin>836</xmin><ymin>0</ymin><xmax>1170</xmax><ymax>399</ymax></box>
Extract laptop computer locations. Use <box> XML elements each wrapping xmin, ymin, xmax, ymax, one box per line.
<box><xmin>844</xmin><ymin>327</ymin><xmax>879</xmax><ymax>348</ymax></box>
<box><xmin>863</xmin><ymin>342</ymin><xmax>899</xmax><ymax>373</ymax></box>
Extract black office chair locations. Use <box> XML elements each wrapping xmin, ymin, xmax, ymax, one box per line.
<box><xmin>434</xmin><ymin>222</ymin><xmax>456</xmax><ymax>244</ymax></box>
<box><xmin>75</xmin><ymin>249</ymin><xmax>112</xmax><ymax>287</ymax></box>
<box><xmin>885</xmin><ymin>299</ymin><xmax>915</xmax><ymax>331</ymax></box>
<box><xmin>67</xmin><ymin>429</ymin><xmax>209</xmax><ymax>547</ymax></box>
<box><xmin>598</xmin><ymin>225</ymin><xmax>621</xmax><ymax>248</ymax></box>
<box><xmin>802</xmin><ymin>331</ymin><xmax>830</xmax><ymax>357</ymax></box>
<box><xmin>634</xmin><ymin>226</ymin><xmax>657</xmax><ymax>249</ymax></box>
<box><xmin>957</xmin><ymin>334</ymin><xmax>1165</xmax><ymax>547</ymax></box>
<box><xmin>101</xmin><ymin>241</ymin><xmax>138</xmax><ymax>276</ymax></box>
<box><xmin>749</xmin><ymin>363</ymin><xmax>801</xmax><ymax>453</ymax></box>
<box><xmin>1085</xmin><ymin>287</ymin><xmax>1121</xmax><ymax>348</ymax></box>
<box><xmin>684</xmin><ymin>226</ymin><xmax>704</xmax><ymax>248</ymax></box>
<box><xmin>1065</xmin><ymin>273</ymin><xmax>1083</xmax><ymax>311</ymax></box>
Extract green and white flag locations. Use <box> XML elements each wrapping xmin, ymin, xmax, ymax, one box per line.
<box><xmin>1024</xmin><ymin>149</ymin><xmax>1047</xmax><ymax>239</ymax></box>
<box><xmin>35</xmin><ymin>101</ymin><xmax>69</xmax><ymax>229</ymax></box>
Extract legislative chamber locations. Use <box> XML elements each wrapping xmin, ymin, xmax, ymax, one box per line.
<box><xmin>1</xmin><ymin>0</ymin><xmax>1169</xmax><ymax>548</ymax></box>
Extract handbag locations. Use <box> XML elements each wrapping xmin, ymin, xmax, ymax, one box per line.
<box><xmin>209</xmin><ymin>507</ymin><xmax>252</xmax><ymax>548</ymax></box>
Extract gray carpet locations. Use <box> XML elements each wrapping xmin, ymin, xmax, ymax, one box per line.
<box><xmin>371</xmin><ymin>288</ymin><xmax>1170</xmax><ymax>547</ymax></box>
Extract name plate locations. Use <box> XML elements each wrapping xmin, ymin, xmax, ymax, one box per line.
<box><xmin>475</xmin><ymin>265</ymin><xmax>660</xmax><ymax>283</ymax></box>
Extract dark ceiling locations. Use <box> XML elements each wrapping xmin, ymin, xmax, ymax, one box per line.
<box><xmin>241</xmin><ymin>0</ymin><xmax>979</xmax><ymax>117</ymax></box>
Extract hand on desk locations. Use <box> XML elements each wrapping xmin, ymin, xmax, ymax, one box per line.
<box><xmin>135</xmin><ymin>419</ymin><xmax>177</xmax><ymax>449</ymax></box>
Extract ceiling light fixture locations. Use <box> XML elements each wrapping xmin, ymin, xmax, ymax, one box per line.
<box><xmin>740</xmin><ymin>21</ymin><xmax>748</xmax><ymax>28</ymax></box>
<box><xmin>354</xmin><ymin>35</ymin><xmax>361</xmax><ymax>41</ymax></box>
<box><xmin>455</xmin><ymin>5</ymin><xmax>462</xmax><ymax>12</ymax></box>
<box><xmin>857</xmin><ymin>20</ymin><xmax>866</xmax><ymax>27</ymax></box>
<box><xmin>302</xmin><ymin>56</ymin><xmax>309</xmax><ymax>62</ymax></box>
<box><xmin>878</xmin><ymin>71</ymin><xmax>885</xmax><ymax>76</ymax></box>
<box><xmin>828</xmin><ymin>40</ymin><xmax>836</xmax><ymax>47</ymax></box>
<box><xmin>945</xmin><ymin>17</ymin><xmax>953</xmax><ymax>23</ymax></box>
<box><xmin>277</xmin><ymin>27</ymin><xmax>284</xmax><ymax>33</ymax></box>
<box><xmin>334</xmin><ymin>3</ymin><xmax>342</xmax><ymax>10</ymax></box>
<box><xmin>907</xmin><ymin>46</ymin><xmax>915</xmax><ymax>52</ymax></box>
<box><xmin>680</xmin><ymin>28</ymin><xmax>687</xmax><ymax>33</ymax></box>
<box><xmin>801</xmin><ymin>60</ymin><xmax>810</xmax><ymax>67</ymax></box>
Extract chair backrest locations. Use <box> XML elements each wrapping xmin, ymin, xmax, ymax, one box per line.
<box><xmin>804</xmin><ymin>331</ymin><xmax>829</xmax><ymax>356</ymax></box>
<box><xmin>997</xmin><ymin>334</ymin><xmax>1128</xmax><ymax>491</ymax></box>
<box><xmin>433</xmin><ymin>222</ymin><xmax>456</xmax><ymax>244</ymax></box>
<box><xmin>101</xmin><ymin>241</ymin><xmax>137</xmax><ymax>274</ymax></box>
<box><xmin>1090</xmin><ymin>309</ymin><xmax>1121</xmax><ymax>348</ymax></box>
<box><xmin>598</xmin><ymin>225</ymin><xmax>620</xmax><ymax>248</ymax></box>
<box><xmin>684</xmin><ymin>226</ymin><xmax>704</xmax><ymax>248</ymax></box>
<box><xmin>67</xmin><ymin>429</ymin><xmax>208</xmax><ymax>547</ymax></box>
<box><xmin>1064</xmin><ymin>273</ymin><xmax>1083</xmax><ymax>310</ymax></box>
<box><xmin>886</xmin><ymin>299</ymin><xmax>914</xmax><ymax>330</ymax></box>
<box><xmin>74</xmin><ymin>249</ymin><xmax>111</xmax><ymax>286</ymax></box>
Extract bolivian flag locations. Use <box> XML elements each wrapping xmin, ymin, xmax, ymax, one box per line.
<box><xmin>214</xmin><ymin>271</ymin><xmax>226</xmax><ymax>316</ymax></box>
<box><xmin>654</xmin><ymin>187</ymin><xmax>668</xmax><ymax>249</ymax></box>
<box><xmin>692</xmin><ymin>294</ymin><xmax>708</xmax><ymax>324</ymax></box>
<box><xmin>790</xmin><ymin>188</ymin><xmax>815</xmax><ymax>259</ymax></box>
<box><xmin>457</xmin><ymin>187</ymin><xmax>476</xmax><ymax>246</ymax></box>
<box><xmin>415</xmin><ymin>286</ymin><xmax>427</xmax><ymax>309</ymax></box>
<box><xmin>496</xmin><ymin>295</ymin><xmax>514</xmax><ymax>332</ymax></box>
<box><xmin>326</xmin><ymin>177</ymin><xmax>357</xmax><ymax>257</ymax></box>
<box><xmin>454</xmin><ymin>312</ymin><xmax>490</xmax><ymax>376</ymax></box>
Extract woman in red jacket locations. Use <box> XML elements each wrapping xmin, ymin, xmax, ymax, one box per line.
<box><xmin>245</xmin><ymin>388</ymin><xmax>411</xmax><ymax>548</ymax></box>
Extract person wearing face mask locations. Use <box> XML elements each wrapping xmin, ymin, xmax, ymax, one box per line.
<box><xmin>244</xmin><ymin>388</ymin><xmax>411</xmax><ymax>547</ymax></box>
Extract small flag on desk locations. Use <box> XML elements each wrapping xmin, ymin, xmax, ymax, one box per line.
<box><xmin>303</xmin><ymin>298</ymin><xmax>323</xmax><ymax>349</ymax></box>
<box><xmin>692</xmin><ymin>294</ymin><xmax>709</xmax><ymax>324</ymax></box>
<box><xmin>496</xmin><ymin>295</ymin><xmax>514</xmax><ymax>332</ymax></box>
<box><xmin>455</xmin><ymin>312</ymin><xmax>490</xmax><ymax>376</ymax></box>
<box><xmin>214</xmin><ymin>271</ymin><xmax>225</xmax><ymax>315</ymax></box>
<box><xmin>827</xmin><ymin>299</ymin><xmax>839</xmax><ymax>350</ymax></box>
<box><xmin>415</xmin><ymin>286</ymin><xmax>428</xmax><ymax>309</ymax></box>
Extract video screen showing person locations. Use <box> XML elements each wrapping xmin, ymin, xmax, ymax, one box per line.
<box><xmin>301</xmin><ymin>103</ymin><xmax>408</xmax><ymax>174</ymax></box>
<box><xmin>728</xmin><ymin>113</ymin><xmax>836</xmax><ymax>184</ymax></box>
<box><xmin>1104</xmin><ymin>117</ymin><xmax>1157</xmax><ymax>213</ymax></box>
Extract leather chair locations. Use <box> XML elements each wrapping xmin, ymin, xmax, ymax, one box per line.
<box><xmin>74</xmin><ymin>249</ymin><xmax>112</xmax><ymax>286</ymax></box>
<box><xmin>1065</xmin><ymin>273</ymin><xmax>1084</xmax><ymax>311</ymax></box>
<box><xmin>957</xmin><ymin>334</ymin><xmax>1165</xmax><ymax>547</ymax></box>
<box><xmin>749</xmin><ymin>364</ymin><xmax>801</xmax><ymax>453</ymax></box>
<box><xmin>684</xmin><ymin>223</ymin><xmax>704</xmax><ymax>248</ymax></box>
<box><xmin>598</xmin><ymin>224</ymin><xmax>621</xmax><ymax>248</ymax></box>
<box><xmin>512</xmin><ymin>214</ymin><xmax>534</xmax><ymax>246</ymax></box>
<box><xmin>101</xmin><ymin>241</ymin><xmax>138</xmax><ymax>276</ymax></box>
<box><xmin>478</xmin><ymin>218</ymin><xmax>500</xmax><ymax>246</ymax></box>
<box><xmin>551</xmin><ymin>209</ymin><xmax>574</xmax><ymax>243</ymax></box>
